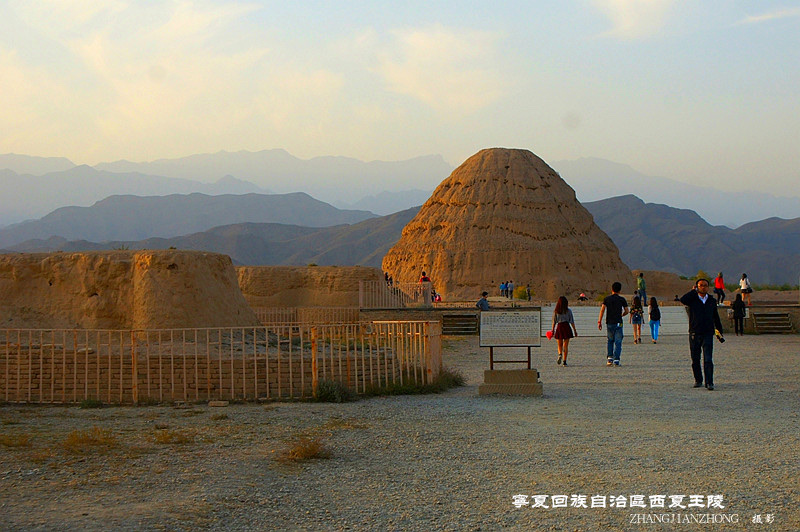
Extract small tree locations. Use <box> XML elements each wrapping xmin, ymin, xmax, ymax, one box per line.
<box><xmin>695</xmin><ymin>269</ymin><xmax>710</xmax><ymax>280</ymax></box>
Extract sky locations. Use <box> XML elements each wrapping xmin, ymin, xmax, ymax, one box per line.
<box><xmin>1</xmin><ymin>0</ymin><xmax>798</xmax><ymax>194</ymax></box>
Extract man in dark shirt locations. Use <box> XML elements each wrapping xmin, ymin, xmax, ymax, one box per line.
<box><xmin>597</xmin><ymin>282</ymin><xmax>629</xmax><ymax>366</ymax></box>
<box><xmin>680</xmin><ymin>279</ymin><xmax>724</xmax><ymax>390</ymax></box>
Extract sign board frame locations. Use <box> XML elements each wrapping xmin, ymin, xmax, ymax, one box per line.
<box><xmin>479</xmin><ymin>309</ymin><xmax>542</xmax><ymax>370</ymax></box>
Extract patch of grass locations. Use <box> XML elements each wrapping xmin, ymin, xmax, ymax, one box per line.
<box><xmin>363</xmin><ymin>366</ymin><xmax>465</xmax><ymax>397</ymax></box>
<box><xmin>0</xmin><ymin>433</ymin><xmax>32</xmax><ymax>448</ymax></box>
<box><xmin>80</xmin><ymin>398</ymin><xmax>104</xmax><ymax>409</ymax></box>
<box><xmin>279</xmin><ymin>436</ymin><xmax>332</xmax><ymax>462</ymax></box>
<box><xmin>153</xmin><ymin>429</ymin><xmax>194</xmax><ymax>445</ymax></box>
<box><xmin>210</xmin><ymin>413</ymin><xmax>229</xmax><ymax>421</ymax></box>
<box><xmin>315</xmin><ymin>379</ymin><xmax>356</xmax><ymax>403</ymax></box>
<box><xmin>180</xmin><ymin>409</ymin><xmax>204</xmax><ymax>417</ymax></box>
<box><xmin>62</xmin><ymin>427</ymin><xmax>117</xmax><ymax>453</ymax></box>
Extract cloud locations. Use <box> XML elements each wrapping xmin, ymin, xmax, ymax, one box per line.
<box><xmin>374</xmin><ymin>25</ymin><xmax>506</xmax><ymax>114</ymax></box>
<box><xmin>592</xmin><ymin>0</ymin><xmax>676</xmax><ymax>39</ymax></box>
<box><xmin>736</xmin><ymin>7</ymin><xmax>800</xmax><ymax>25</ymax></box>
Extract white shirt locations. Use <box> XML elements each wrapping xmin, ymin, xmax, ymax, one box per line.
<box><xmin>698</xmin><ymin>293</ymin><xmax>709</xmax><ymax>304</ymax></box>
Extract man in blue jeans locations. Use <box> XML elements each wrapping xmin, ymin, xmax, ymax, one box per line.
<box><xmin>598</xmin><ymin>282</ymin><xmax>629</xmax><ymax>366</ymax></box>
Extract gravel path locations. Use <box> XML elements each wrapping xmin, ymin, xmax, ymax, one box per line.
<box><xmin>1</xmin><ymin>333</ymin><xmax>798</xmax><ymax>531</ymax></box>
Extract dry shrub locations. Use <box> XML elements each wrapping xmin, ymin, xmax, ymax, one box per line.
<box><xmin>153</xmin><ymin>429</ymin><xmax>194</xmax><ymax>445</ymax></box>
<box><xmin>210</xmin><ymin>413</ymin><xmax>228</xmax><ymax>421</ymax></box>
<box><xmin>0</xmin><ymin>433</ymin><xmax>32</xmax><ymax>448</ymax></box>
<box><xmin>62</xmin><ymin>427</ymin><xmax>117</xmax><ymax>453</ymax></box>
<box><xmin>280</xmin><ymin>436</ymin><xmax>332</xmax><ymax>462</ymax></box>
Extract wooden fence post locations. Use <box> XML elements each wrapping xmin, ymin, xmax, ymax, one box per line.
<box><xmin>311</xmin><ymin>327</ymin><xmax>318</xmax><ymax>399</ymax></box>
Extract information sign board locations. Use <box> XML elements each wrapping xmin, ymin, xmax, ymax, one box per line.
<box><xmin>479</xmin><ymin>309</ymin><xmax>542</xmax><ymax>347</ymax></box>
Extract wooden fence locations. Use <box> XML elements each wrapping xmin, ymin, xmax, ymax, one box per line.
<box><xmin>253</xmin><ymin>307</ymin><xmax>361</xmax><ymax>326</ymax></box>
<box><xmin>0</xmin><ymin>322</ymin><xmax>441</xmax><ymax>405</ymax></box>
<box><xmin>360</xmin><ymin>281</ymin><xmax>435</xmax><ymax>309</ymax></box>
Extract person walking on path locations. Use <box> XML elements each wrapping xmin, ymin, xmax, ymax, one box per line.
<box><xmin>731</xmin><ymin>293</ymin><xmax>746</xmax><ymax>335</ymax></box>
<box><xmin>713</xmin><ymin>272</ymin><xmax>726</xmax><ymax>304</ymax></box>
<box><xmin>552</xmin><ymin>296</ymin><xmax>578</xmax><ymax>366</ymax></box>
<box><xmin>476</xmin><ymin>291</ymin><xmax>490</xmax><ymax>311</ymax></box>
<box><xmin>526</xmin><ymin>284</ymin><xmax>531</xmax><ymax>301</ymax></box>
<box><xmin>636</xmin><ymin>273</ymin><xmax>647</xmax><ymax>306</ymax></box>
<box><xmin>680</xmin><ymin>279</ymin><xmax>724</xmax><ymax>391</ymax></box>
<box><xmin>739</xmin><ymin>273</ymin><xmax>753</xmax><ymax>306</ymax></box>
<box><xmin>507</xmin><ymin>280</ymin><xmax>514</xmax><ymax>299</ymax></box>
<box><xmin>629</xmin><ymin>296</ymin><xmax>644</xmax><ymax>344</ymax></box>
<box><xmin>598</xmin><ymin>282</ymin><xmax>629</xmax><ymax>366</ymax></box>
<box><xmin>499</xmin><ymin>281</ymin><xmax>506</xmax><ymax>298</ymax></box>
<box><xmin>648</xmin><ymin>297</ymin><xmax>661</xmax><ymax>343</ymax></box>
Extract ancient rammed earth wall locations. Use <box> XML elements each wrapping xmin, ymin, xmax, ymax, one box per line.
<box><xmin>236</xmin><ymin>266</ymin><xmax>383</xmax><ymax>308</ymax></box>
<box><xmin>0</xmin><ymin>251</ymin><xmax>259</xmax><ymax>329</ymax></box>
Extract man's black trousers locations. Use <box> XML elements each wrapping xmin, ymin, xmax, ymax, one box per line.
<box><xmin>689</xmin><ymin>332</ymin><xmax>714</xmax><ymax>386</ymax></box>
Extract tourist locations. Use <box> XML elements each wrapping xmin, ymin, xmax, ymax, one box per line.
<box><xmin>476</xmin><ymin>291</ymin><xmax>490</xmax><ymax>311</ymax></box>
<box><xmin>526</xmin><ymin>284</ymin><xmax>531</xmax><ymax>301</ymax></box>
<box><xmin>739</xmin><ymin>273</ymin><xmax>753</xmax><ymax>306</ymax></box>
<box><xmin>507</xmin><ymin>280</ymin><xmax>514</xmax><ymax>299</ymax></box>
<box><xmin>597</xmin><ymin>282</ymin><xmax>629</xmax><ymax>366</ymax></box>
<box><xmin>419</xmin><ymin>271</ymin><xmax>432</xmax><ymax>307</ymax></box>
<box><xmin>578</xmin><ymin>293</ymin><xmax>588</xmax><ymax>301</ymax></box>
<box><xmin>636</xmin><ymin>273</ymin><xmax>647</xmax><ymax>306</ymax></box>
<box><xmin>648</xmin><ymin>297</ymin><xmax>661</xmax><ymax>343</ymax></box>
<box><xmin>629</xmin><ymin>296</ymin><xmax>644</xmax><ymax>344</ymax></box>
<box><xmin>731</xmin><ymin>293</ymin><xmax>746</xmax><ymax>336</ymax></box>
<box><xmin>680</xmin><ymin>279</ymin><xmax>724</xmax><ymax>391</ymax></box>
<box><xmin>552</xmin><ymin>296</ymin><xmax>578</xmax><ymax>366</ymax></box>
<box><xmin>499</xmin><ymin>281</ymin><xmax>507</xmax><ymax>298</ymax></box>
<box><xmin>713</xmin><ymin>272</ymin><xmax>725</xmax><ymax>304</ymax></box>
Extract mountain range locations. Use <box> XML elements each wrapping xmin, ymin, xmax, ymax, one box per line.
<box><xmin>3</xmin><ymin>150</ymin><xmax>799</xmax><ymax>229</ymax></box>
<box><xmin>583</xmin><ymin>195</ymin><xmax>800</xmax><ymax>285</ymax></box>
<box><xmin>4</xmin><ymin>192</ymin><xmax>800</xmax><ymax>284</ymax></box>
<box><xmin>0</xmin><ymin>193</ymin><xmax>375</xmax><ymax>248</ymax></box>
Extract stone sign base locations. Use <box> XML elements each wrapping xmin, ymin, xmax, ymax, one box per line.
<box><xmin>478</xmin><ymin>369</ymin><xmax>543</xmax><ymax>396</ymax></box>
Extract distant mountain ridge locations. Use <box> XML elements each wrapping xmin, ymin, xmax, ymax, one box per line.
<box><xmin>0</xmin><ymin>193</ymin><xmax>375</xmax><ymax>248</ymax></box>
<box><xmin>6</xmin><ymin>193</ymin><xmax>800</xmax><ymax>284</ymax></box>
<box><xmin>553</xmin><ymin>157</ymin><xmax>800</xmax><ymax>228</ymax></box>
<box><xmin>584</xmin><ymin>195</ymin><xmax>800</xmax><ymax>284</ymax></box>
<box><xmin>0</xmin><ymin>165</ymin><xmax>267</xmax><ymax>227</ymax></box>
<box><xmin>6</xmin><ymin>207</ymin><xmax>421</xmax><ymax>268</ymax></box>
<box><xmin>94</xmin><ymin>149</ymin><xmax>453</xmax><ymax>207</ymax></box>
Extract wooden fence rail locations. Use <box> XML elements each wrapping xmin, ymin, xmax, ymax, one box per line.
<box><xmin>0</xmin><ymin>322</ymin><xmax>441</xmax><ymax>405</ymax></box>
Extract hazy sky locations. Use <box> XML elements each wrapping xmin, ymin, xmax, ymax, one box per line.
<box><xmin>1</xmin><ymin>1</ymin><xmax>798</xmax><ymax>193</ymax></box>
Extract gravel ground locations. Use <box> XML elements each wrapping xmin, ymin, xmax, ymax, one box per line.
<box><xmin>1</xmin><ymin>332</ymin><xmax>798</xmax><ymax>531</ymax></box>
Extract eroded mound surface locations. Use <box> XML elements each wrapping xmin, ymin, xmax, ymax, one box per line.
<box><xmin>382</xmin><ymin>148</ymin><xmax>632</xmax><ymax>300</ymax></box>
<box><xmin>0</xmin><ymin>250</ymin><xmax>259</xmax><ymax>329</ymax></box>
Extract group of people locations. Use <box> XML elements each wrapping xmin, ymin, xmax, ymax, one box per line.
<box><xmin>598</xmin><ymin>279</ymin><xmax>723</xmax><ymax>389</ymax></box>
<box><xmin>477</xmin><ymin>273</ymin><xmax>730</xmax><ymax>391</ymax></box>
<box><xmin>497</xmin><ymin>280</ymin><xmax>533</xmax><ymax>301</ymax></box>
<box><xmin>712</xmin><ymin>271</ymin><xmax>753</xmax><ymax>306</ymax></box>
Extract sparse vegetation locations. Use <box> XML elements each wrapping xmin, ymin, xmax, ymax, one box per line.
<box><xmin>279</xmin><ymin>436</ymin><xmax>332</xmax><ymax>462</ymax></box>
<box><xmin>62</xmin><ymin>427</ymin><xmax>117</xmax><ymax>453</ymax></box>
<box><xmin>80</xmin><ymin>398</ymin><xmax>104</xmax><ymax>409</ymax></box>
<box><xmin>153</xmin><ymin>429</ymin><xmax>194</xmax><ymax>445</ymax></box>
<box><xmin>315</xmin><ymin>379</ymin><xmax>356</xmax><ymax>403</ymax></box>
<box><xmin>210</xmin><ymin>413</ymin><xmax>228</xmax><ymax>421</ymax></box>
<box><xmin>362</xmin><ymin>366</ymin><xmax>465</xmax><ymax>397</ymax></box>
<box><xmin>0</xmin><ymin>433</ymin><xmax>32</xmax><ymax>447</ymax></box>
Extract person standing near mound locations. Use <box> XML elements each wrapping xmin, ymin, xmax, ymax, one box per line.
<box><xmin>552</xmin><ymin>296</ymin><xmax>578</xmax><ymax>366</ymax></box>
<box><xmin>680</xmin><ymin>279</ymin><xmax>724</xmax><ymax>390</ymax></box>
<box><xmin>476</xmin><ymin>291</ymin><xmax>490</xmax><ymax>311</ymax></box>
<box><xmin>598</xmin><ymin>282</ymin><xmax>628</xmax><ymax>366</ymax></box>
